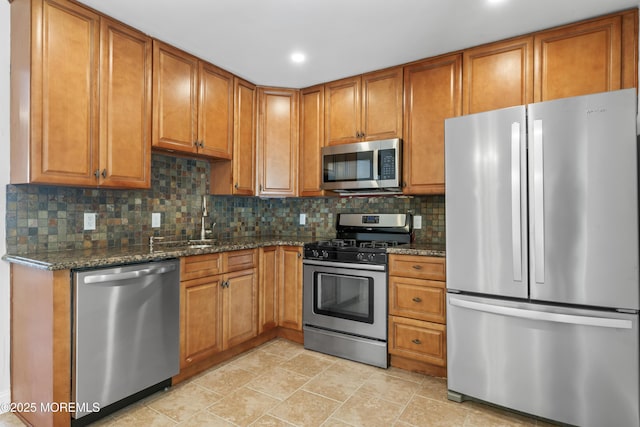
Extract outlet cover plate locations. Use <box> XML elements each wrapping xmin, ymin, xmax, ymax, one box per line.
<box><xmin>84</xmin><ymin>213</ymin><xmax>96</xmax><ymax>231</ymax></box>
<box><xmin>414</xmin><ymin>215</ymin><xmax>422</xmax><ymax>229</ymax></box>
<box><xmin>152</xmin><ymin>212</ymin><xmax>161</xmax><ymax>228</ymax></box>
<box><xmin>299</xmin><ymin>213</ymin><xmax>306</xmax><ymax>225</ymax></box>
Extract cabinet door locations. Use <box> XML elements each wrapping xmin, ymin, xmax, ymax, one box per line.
<box><xmin>223</xmin><ymin>269</ymin><xmax>258</xmax><ymax>349</ymax></box>
<box><xmin>257</xmin><ymin>88</ymin><xmax>299</xmax><ymax>197</ymax></box>
<box><xmin>198</xmin><ymin>62</ymin><xmax>234</xmax><ymax>159</ymax></box>
<box><xmin>27</xmin><ymin>0</ymin><xmax>100</xmax><ymax>185</ymax></box>
<box><xmin>463</xmin><ymin>36</ymin><xmax>533</xmax><ymax>114</ymax></box>
<box><xmin>325</xmin><ymin>76</ymin><xmax>361</xmax><ymax>145</ymax></box>
<box><xmin>299</xmin><ymin>85</ymin><xmax>325</xmax><ymax>196</ymax></box>
<box><xmin>152</xmin><ymin>41</ymin><xmax>198</xmax><ymax>153</ymax></box>
<box><xmin>361</xmin><ymin>67</ymin><xmax>403</xmax><ymax>141</ymax></box>
<box><xmin>259</xmin><ymin>247</ymin><xmax>279</xmax><ymax>334</ymax></box>
<box><xmin>232</xmin><ymin>77</ymin><xmax>256</xmax><ymax>195</ymax></box>
<box><xmin>99</xmin><ymin>18</ymin><xmax>151</xmax><ymax>188</ymax></box>
<box><xmin>279</xmin><ymin>246</ymin><xmax>303</xmax><ymax>331</ymax></box>
<box><xmin>180</xmin><ymin>275</ymin><xmax>223</xmax><ymax>368</ymax></box>
<box><xmin>403</xmin><ymin>54</ymin><xmax>461</xmax><ymax>195</ymax></box>
<box><xmin>534</xmin><ymin>15</ymin><xmax>622</xmax><ymax>102</ymax></box>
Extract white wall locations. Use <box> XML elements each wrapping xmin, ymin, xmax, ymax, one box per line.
<box><xmin>0</xmin><ymin>0</ymin><xmax>11</xmax><ymax>411</ymax></box>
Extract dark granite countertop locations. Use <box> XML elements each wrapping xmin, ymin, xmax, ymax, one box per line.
<box><xmin>3</xmin><ymin>236</ymin><xmax>445</xmax><ymax>271</ymax></box>
<box><xmin>387</xmin><ymin>243</ymin><xmax>446</xmax><ymax>258</ymax></box>
<box><xmin>2</xmin><ymin>236</ymin><xmax>318</xmax><ymax>271</ymax></box>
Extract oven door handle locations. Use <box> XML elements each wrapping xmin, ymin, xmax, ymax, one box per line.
<box><xmin>302</xmin><ymin>259</ymin><xmax>386</xmax><ymax>272</ymax></box>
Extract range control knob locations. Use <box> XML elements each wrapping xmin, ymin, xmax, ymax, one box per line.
<box><xmin>321</xmin><ymin>250</ymin><xmax>329</xmax><ymax>259</ymax></box>
<box><xmin>367</xmin><ymin>253</ymin><xmax>376</xmax><ymax>262</ymax></box>
<box><xmin>311</xmin><ymin>250</ymin><xmax>319</xmax><ymax>258</ymax></box>
<box><xmin>356</xmin><ymin>252</ymin><xmax>365</xmax><ymax>261</ymax></box>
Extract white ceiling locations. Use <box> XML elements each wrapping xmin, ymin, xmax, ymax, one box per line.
<box><xmin>77</xmin><ymin>0</ymin><xmax>639</xmax><ymax>89</ymax></box>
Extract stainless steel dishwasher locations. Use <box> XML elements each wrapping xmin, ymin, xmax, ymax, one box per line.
<box><xmin>72</xmin><ymin>259</ymin><xmax>180</xmax><ymax>423</ymax></box>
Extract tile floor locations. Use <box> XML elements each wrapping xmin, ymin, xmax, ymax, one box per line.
<box><xmin>0</xmin><ymin>338</ymin><xmax>555</xmax><ymax>427</ymax></box>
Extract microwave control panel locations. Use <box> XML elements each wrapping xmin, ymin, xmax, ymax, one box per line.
<box><xmin>379</xmin><ymin>149</ymin><xmax>396</xmax><ymax>180</ymax></box>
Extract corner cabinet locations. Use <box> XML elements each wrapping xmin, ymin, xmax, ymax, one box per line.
<box><xmin>299</xmin><ymin>85</ymin><xmax>325</xmax><ymax>196</ymax></box>
<box><xmin>179</xmin><ymin>250</ymin><xmax>257</xmax><ymax>368</ymax></box>
<box><xmin>10</xmin><ymin>0</ymin><xmax>151</xmax><ymax>188</ymax></box>
<box><xmin>256</xmin><ymin>88</ymin><xmax>299</xmax><ymax>197</ymax></box>
<box><xmin>152</xmin><ymin>41</ymin><xmax>234</xmax><ymax>159</ymax></box>
<box><xmin>211</xmin><ymin>78</ymin><xmax>256</xmax><ymax>195</ymax></box>
<box><xmin>325</xmin><ymin>67</ymin><xmax>403</xmax><ymax>145</ymax></box>
<box><xmin>388</xmin><ymin>254</ymin><xmax>447</xmax><ymax>377</ymax></box>
<box><xmin>403</xmin><ymin>54</ymin><xmax>461</xmax><ymax>195</ymax></box>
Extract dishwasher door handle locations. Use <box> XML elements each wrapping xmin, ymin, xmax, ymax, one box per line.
<box><xmin>83</xmin><ymin>264</ymin><xmax>177</xmax><ymax>285</ymax></box>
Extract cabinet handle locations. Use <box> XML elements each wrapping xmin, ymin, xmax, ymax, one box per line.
<box><xmin>186</xmin><ymin>357</ymin><xmax>193</xmax><ymax>363</ymax></box>
<box><xmin>101</xmin><ymin>169</ymin><xmax>107</xmax><ymax>178</ymax></box>
<box><xmin>200</xmin><ymin>141</ymin><xmax>205</xmax><ymax>148</ymax></box>
<box><xmin>412</xmin><ymin>339</ymin><xmax>422</xmax><ymax>345</ymax></box>
<box><xmin>259</xmin><ymin>184</ymin><xmax>263</xmax><ymax>192</ymax></box>
<box><xmin>234</xmin><ymin>183</ymin><xmax>239</xmax><ymax>189</ymax></box>
<box><xmin>94</xmin><ymin>169</ymin><xmax>100</xmax><ymax>180</ymax></box>
<box><xmin>412</xmin><ymin>297</ymin><xmax>422</xmax><ymax>303</ymax></box>
<box><xmin>412</xmin><ymin>265</ymin><xmax>423</xmax><ymax>270</ymax></box>
<box><xmin>297</xmin><ymin>252</ymin><xmax>302</xmax><ymax>258</ymax></box>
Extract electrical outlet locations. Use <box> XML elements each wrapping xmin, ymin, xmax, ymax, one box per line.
<box><xmin>299</xmin><ymin>213</ymin><xmax>306</xmax><ymax>225</ymax></box>
<box><xmin>152</xmin><ymin>212</ymin><xmax>161</xmax><ymax>228</ymax></box>
<box><xmin>414</xmin><ymin>215</ymin><xmax>422</xmax><ymax>229</ymax></box>
<box><xmin>84</xmin><ymin>213</ymin><xmax>96</xmax><ymax>231</ymax></box>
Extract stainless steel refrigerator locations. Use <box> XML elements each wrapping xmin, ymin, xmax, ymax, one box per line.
<box><xmin>444</xmin><ymin>89</ymin><xmax>639</xmax><ymax>427</ymax></box>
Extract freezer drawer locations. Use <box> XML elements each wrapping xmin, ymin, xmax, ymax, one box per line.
<box><xmin>447</xmin><ymin>294</ymin><xmax>639</xmax><ymax>427</ymax></box>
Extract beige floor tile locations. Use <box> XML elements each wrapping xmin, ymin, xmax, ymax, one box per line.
<box><xmin>331</xmin><ymin>392</ymin><xmax>404</xmax><ymax>427</ymax></box>
<box><xmin>358</xmin><ymin>372</ymin><xmax>421</xmax><ymax>406</ymax></box>
<box><xmin>247</xmin><ymin>367</ymin><xmax>310</xmax><ymax>400</ymax></box>
<box><xmin>208</xmin><ymin>386</ymin><xmax>279</xmax><ymax>426</ymax></box>
<box><xmin>195</xmin><ymin>364</ymin><xmax>258</xmax><ymax>395</ymax></box>
<box><xmin>176</xmin><ymin>410</ymin><xmax>236</xmax><ymax>426</ymax></box>
<box><xmin>280</xmin><ymin>352</ymin><xmax>333</xmax><ymax>378</ymax></box>
<box><xmin>320</xmin><ymin>418</ymin><xmax>356</xmax><ymax>427</ymax></box>
<box><xmin>0</xmin><ymin>412</ymin><xmax>26</xmax><ymax>427</ymax></box>
<box><xmin>398</xmin><ymin>395</ymin><xmax>469</xmax><ymax>427</ymax></box>
<box><xmin>415</xmin><ymin>375</ymin><xmax>449</xmax><ymax>402</ymax></box>
<box><xmin>382</xmin><ymin>366</ymin><xmax>427</xmax><ymax>384</ymax></box>
<box><xmin>233</xmin><ymin>348</ymin><xmax>288</xmax><ymax>374</ymax></box>
<box><xmin>110</xmin><ymin>406</ymin><xmax>177</xmax><ymax>426</ymax></box>
<box><xmin>147</xmin><ymin>382</ymin><xmax>222</xmax><ymax>422</ymax></box>
<box><xmin>260</xmin><ymin>338</ymin><xmax>305</xmax><ymax>359</ymax></box>
<box><xmin>268</xmin><ymin>390</ymin><xmax>340</xmax><ymax>427</ymax></box>
<box><xmin>302</xmin><ymin>367</ymin><xmax>366</xmax><ymax>402</ymax></box>
<box><xmin>251</xmin><ymin>414</ymin><xmax>298</xmax><ymax>426</ymax></box>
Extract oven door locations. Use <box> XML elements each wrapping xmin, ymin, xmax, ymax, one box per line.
<box><xmin>303</xmin><ymin>259</ymin><xmax>387</xmax><ymax>341</ymax></box>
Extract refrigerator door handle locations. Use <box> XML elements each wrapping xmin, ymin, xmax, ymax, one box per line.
<box><xmin>449</xmin><ymin>296</ymin><xmax>633</xmax><ymax>329</ymax></box>
<box><xmin>511</xmin><ymin>122</ymin><xmax>522</xmax><ymax>282</ymax></box>
<box><xmin>532</xmin><ymin>119</ymin><xmax>545</xmax><ymax>283</ymax></box>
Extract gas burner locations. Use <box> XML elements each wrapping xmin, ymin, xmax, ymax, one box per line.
<box><xmin>359</xmin><ymin>241</ymin><xmax>400</xmax><ymax>249</ymax></box>
<box><xmin>318</xmin><ymin>239</ymin><xmax>357</xmax><ymax>248</ymax></box>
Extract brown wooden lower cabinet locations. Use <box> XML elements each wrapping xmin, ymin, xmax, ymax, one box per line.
<box><xmin>388</xmin><ymin>254</ymin><xmax>447</xmax><ymax>377</ymax></box>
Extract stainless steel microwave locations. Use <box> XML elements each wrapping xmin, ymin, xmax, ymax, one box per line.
<box><xmin>321</xmin><ymin>138</ymin><xmax>402</xmax><ymax>194</ymax></box>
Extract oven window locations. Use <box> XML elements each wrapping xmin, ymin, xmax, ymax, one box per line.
<box><xmin>313</xmin><ymin>272</ymin><xmax>374</xmax><ymax>323</ymax></box>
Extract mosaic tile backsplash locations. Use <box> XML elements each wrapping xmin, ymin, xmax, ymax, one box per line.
<box><xmin>5</xmin><ymin>154</ymin><xmax>445</xmax><ymax>254</ymax></box>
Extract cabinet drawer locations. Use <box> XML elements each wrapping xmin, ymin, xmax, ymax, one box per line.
<box><xmin>389</xmin><ymin>276</ymin><xmax>445</xmax><ymax>323</ymax></box>
<box><xmin>389</xmin><ymin>315</ymin><xmax>446</xmax><ymax>366</ymax></box>
<box><xmin>180</xmin><ymin>253</ymin><xmax>223</xmax><ymax>281</ymax></box>
<box><xmin>388</xmin><ymin>255</ymin><xmax>445</xmax><ymax>280</ymax></box>
<box><xmin>224</xmin><ymin>249</ymin><xmax>257</xmax><ymax>272</ymax></box>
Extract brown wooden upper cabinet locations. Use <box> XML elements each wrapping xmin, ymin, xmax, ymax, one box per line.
<box><xmin>152</xmin><ymin>41</ymin><xmax>234</xmax><ymax>159</ymax></box>
<box><xmin>10</xmin><ymin>0</ymin><xmax>152</xmax><ymax>188</ymax></box>
<box><xmin>299</xmin><ymin>85</ymin><xmax>325</xmax><ymax>196</ymax></box>
<box><xmin>463</xmin><ymin>36</ymin><xmax>534</xmax><ymax>115</ymax></box>
<box><xmin>534</xmin><ymin>13</ymin><xmax>631</xmax><ymax>102</ymax></box>
<box><xmin>257</xmin><ymin>88</ymin><xmax>299</xmax><ymax>197</ymax></box>
<box><xmin>210</xmin><ymin>77</ymin><xmax>256</xmax><ymax>195</ymax></box>
<box><xmin>403</xmin><ymin>54</ymin><xmax>461</xmax><ymax>195</ymax></box>
<box><xmin>324</xmin><ymin>67</ymin><xmax>403</xmax><ymax>145</ymax></box>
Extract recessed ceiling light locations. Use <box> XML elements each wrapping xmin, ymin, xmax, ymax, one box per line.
<box><xmin>291</xmin><ymin>52</ymin><xmax>306</xmax><ymax>64</ymax></box>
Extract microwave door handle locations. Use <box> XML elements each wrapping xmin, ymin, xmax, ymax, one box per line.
<box><xmin>373</xmin><ymin>148</ymin><xmax>379</xmax><ymax>180</ymax></box>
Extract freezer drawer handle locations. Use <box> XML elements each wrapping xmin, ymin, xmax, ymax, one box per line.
<box><xmin>449</xmin><ymin>297</ymin><xmax>633</xmax><ymax>329</ymax></box>
<box><xmin>83</xmin><ymin>264</ymin><xmax>177</xmax><ymax>285</ymax></box>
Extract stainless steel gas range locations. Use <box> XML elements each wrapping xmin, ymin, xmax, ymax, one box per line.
<box><xmin>302</xmin><ymin>213</ymin><xmax>413</xmax><ymax>368</ymax></box>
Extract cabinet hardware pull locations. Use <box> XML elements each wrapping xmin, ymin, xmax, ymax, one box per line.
<box><xmin>234</xmin><ymin>183</ymin><xmax>239</xmax><ymax>189</ymax></box>
<box><xmin>101</xmin><ymin>169</ymin><xmax>107</xmax><ymax>178</ymax></box>
<box><xmin>94</xmin><ymin>169</ymin><xmax>100</xmax><ymax>179</ymax></box>
<box><xmin>412</xmin><ymin>297</ymin><xmax>422</xmax><ymax>303</ymax></box>
<box><xmin>412</xmin><ymin>265</ymin><xmax>423</xmax><ymax>270</ymax></box>
<box><xmin>412</xmin><ymin>339</ymin><xmax>422</xmax><ymax>345</ymax></box>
